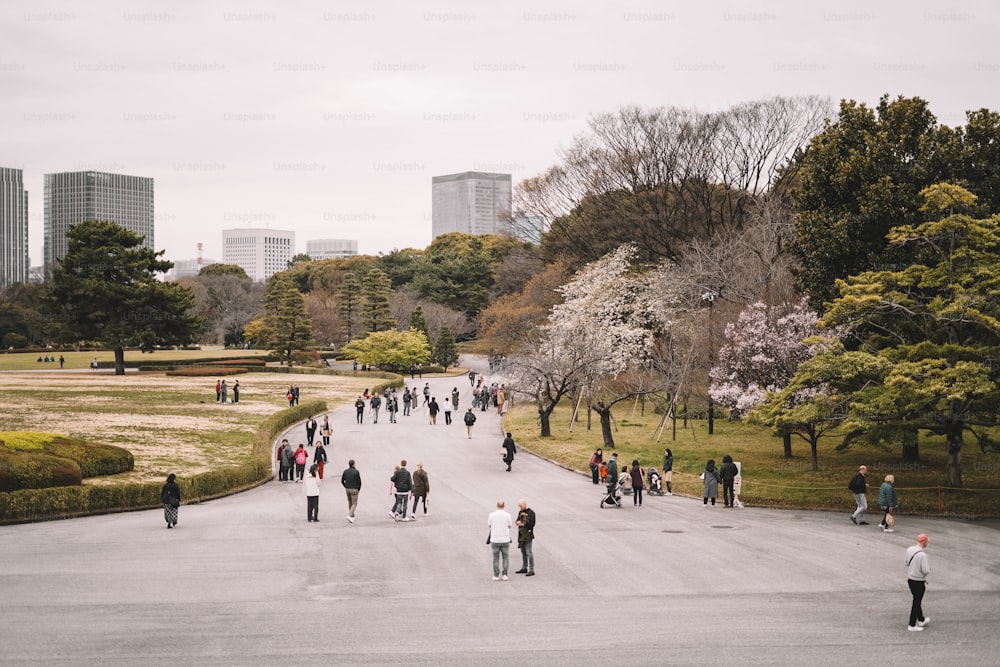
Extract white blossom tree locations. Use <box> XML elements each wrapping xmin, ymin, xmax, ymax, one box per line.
<box><xmin>709</xmin><ymin>298</ymin><xmax>822</xmax><ymax>455</ymax></box>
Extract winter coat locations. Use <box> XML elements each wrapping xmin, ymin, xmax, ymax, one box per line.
<box><xmin>606</xmin><ymin>458</ymin><xmax>619</xmax><ymax>486</ymax></box>
<box><xmin>630</xmin><ymin>465</ymin><xmax>645</xmax><ymax>490</ymax></box>
<box><xmin>720</xmin><ymin>461</ymin><xmax>739</xmax><ymax>482</ymax></box>
<box><xmin>877</xmin><ymin>481</ymin><xmax>898</xmax><ymax>509</ymax></box>
<box><xmin>517</xmin><ymin>507</ymin><xmax>536</xmax><ymax>545</ymax></box>
<box><xmin>464</xmin><ymin>410</ymin><xmax>477</xmax><ymax>426</ymax></box>
<box><xmin>848</xmin><ymin>473</ymin><xmax>867</xmax><ymax>494</ymax></box>
<box><xmin>412</xmin><ymin>468</ymin><xmax>429</xmax><ymax>497</ymax></box>
<box><xmin>313</xmin><ymin>445</ymin><xmax>328</xmax><ymax>464</ymax></box>
<box><xmin>392</xmin><ymin>467</ymin><xmax>413</xmax><ymax>493</ymax></box>
<box><xmin>294</xmin><ymin>447</ymin><xmax>308</xmax><ymax>466</ymax></box>
<box><xmin>663</xmin><ymin>453</ymin><xmax>673</xmax><ymax>472</ymax></box>
<box><xmin>160</xmin><ymin>481</ymin><xmax>181</xmax><ymax>508</ymax></box>
<box><xmin>502</xmin><ymin>436</ymin><xmax>517</xmax><ymax>463</ymax></box>
<box><xmin>703</xmin><ymin>465</ymin><xmax>720</xmax><ymax>498</ymax></box>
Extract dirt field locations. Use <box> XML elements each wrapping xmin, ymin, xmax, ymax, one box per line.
<box><xmin>0</xmin><ymin>371</ymin><xmax>376</xmax><ymax>483</ymax></box>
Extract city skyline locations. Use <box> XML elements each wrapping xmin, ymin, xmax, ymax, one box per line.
<box><xmin>2</xmin><ymin>1</ymin><xmax>998</xmax><ymax>266</ymax></box>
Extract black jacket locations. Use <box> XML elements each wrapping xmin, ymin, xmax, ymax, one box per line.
<box><xmin>464</xmin><ymin>411</ymin><xmax>477</xmax><ymax>426</ymax></box>
<box><xmin>606</xmin><ymin>458</ymin><xmax>619</xmax><ymax>486</ymax></box>
<box><xmin>393</xmin><ymin>467</ymin><xmax>413</xmax><ymax>493</ymax></box>
<box><xmin>341</xmin><ymin>466</ymin><xmax>362</xmax><ymax>490</ymax></box>
<box><xmin>517</xmin><ymin>507</ymin><xmax>536</xmax><ymax>544</ymax></box>
<box><xmin>849</xmin><ymin>473</ymin><xmax>867</xmax><ymax>493</ymax></box>
<box><xmin>720</xmin><ymin>461</ymin><xmax>738</xmax><ymax>481</ymax></box>
<box><xmin>161</xmin><ymin>481</ymin><xmax>181</xmax><ymax>508</ymax></box>
<box><xmin>313</xmin><ymin>445</ymin><xmax>328</xmax><ymax>464</ymax></box>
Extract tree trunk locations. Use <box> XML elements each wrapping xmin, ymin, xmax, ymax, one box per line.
<box><xmin>114</xmin><ymin>347</ymin><xmax>125</xmax><ymax>376</ymax></box>
<box><xmin>810</xmin><ymin>437</ymin><xmax>819</xmax><ymax>471</ymax></box>
<box><xmin>900</xmin><ymin>428</ymin><xmax>920</xmax><ymax>463</ymax></box>
<box><xmin>597</xmin><ymin>407</ymin><xmax>615</xmax><ymax>449</ymax></box>
<box><xmin>783</xmin><ymin>432</ymin><xmax>793</xmax><ymax>459</ymax></box>
<box><xmin>945</xmin><ymin>425</ymin><xmax>963</xmax><ymax>488</ymax></box>
<box><xmin>538</xmin><ymin>407</ymin><xmax>552</xmax><ymax>438</ymax></box>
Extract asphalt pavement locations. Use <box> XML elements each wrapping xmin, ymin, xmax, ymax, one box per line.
<box><xmin>1</xmin><ymin>355</ymin><xmax>999</xmax><ymax>666</ymax></box>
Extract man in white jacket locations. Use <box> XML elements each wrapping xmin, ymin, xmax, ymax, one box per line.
<box><xmin>487</xmin><ymin>500</ymin><xmax>513</xmax><ymax>581</ymax></box>
<box><xmin>905</xmin><ymin>534</ymin><xmax>931</xmax><ymax>631</ymax></box>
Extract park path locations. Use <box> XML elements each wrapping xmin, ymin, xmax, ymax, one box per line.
<box><xmin>1</xmin><ymin>355</ymin><xmax>999</xmax><ymax>665</ymax></box>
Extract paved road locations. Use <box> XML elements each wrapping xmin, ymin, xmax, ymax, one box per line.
<box><xmin>2</xmin><ymin>356</ymin><xmax>999</xmax><ymax>666</ymax></box>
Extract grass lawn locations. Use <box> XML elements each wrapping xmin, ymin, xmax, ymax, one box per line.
<box><xmin>0</xmin><ymin>370</ymin><xmax>374</xmax><ymax>484</ymax></box>
<box><xmin>0</xmin><ymin>348</ymin><xmax>270</xmax><ymax>371</ymax></box>
<box><xmin>503</xmin><ymin>400</ymin><xmax>1000</xmax><ymax>518</ymax></box>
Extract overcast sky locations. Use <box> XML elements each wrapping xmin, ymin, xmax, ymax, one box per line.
<box><xmin>2</xmin><ymin>0</ymin><xmax>997</xmax><ymax>266</ymax></box>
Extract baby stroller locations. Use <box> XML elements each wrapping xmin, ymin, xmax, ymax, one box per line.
<box><xmin>600</xmin><ymin>474</ymin><xmax>626</xmax><ymax>508</ymax></box>
<box><xmin>647</xmin><ymin>467</ymin><xmax>664</xmax><ymax>496</ymax></box>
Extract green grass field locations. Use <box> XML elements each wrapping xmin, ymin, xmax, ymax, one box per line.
<box><xmin>0</xmin><ymin>348</ymin><xmax>270</xmax><ymax>371</ymax></box>
<box><xmin>503</xmin><ymin>400</ymin><xmax>1000</xmax><ymax>518</ymax></box>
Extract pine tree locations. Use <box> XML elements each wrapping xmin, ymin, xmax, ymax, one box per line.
<box><xmin>433</xmin><ymin>325</ymin><xmax>458</xmax><ymax>371</ymax></box>
<box><xmin>337</xmin><ymin>272</ymin><xmax>363</xmax><ymax>342</ymax></box>
<box><xmin>362</xmin><ymin>268</ymin><xmax>396</xmax><ymax>333</ymax></box>
<box><xmin>261</xmin><ymin>277</ymin><xmax>313</xmax><ymax>364</ymax></box>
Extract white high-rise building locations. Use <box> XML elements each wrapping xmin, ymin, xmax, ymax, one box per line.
<box><xmin>431</xmin><ymin>171</ymin><xmax>512</xmax><ymax>239</ymax></box>
<box><xmin>44</xmin><ymin>171</ymin><xmax>154</xmax><ymax>278</ymax></box>
<box><xmin>306</xmin><ymin>238</ymin><xmax>358</xmax><ymax>260</ymax></box>
<box><xmin>0</xmin><ymin>167</ymin><xmax>29</xmax><ymax>287</ymax></box>
<box><xmin>222</xmin><ymin>228</ymin><xmax>294</xmax><ymax>282</ymax></box>
<box><xmin>166</xmin><ymin>257</ymin><xmax>219</xmax><ymax>281</ymax></box>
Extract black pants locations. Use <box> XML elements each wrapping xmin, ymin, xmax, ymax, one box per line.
<box><xmin>908</xmin><ymin>579</ymin><xmax>926</xmax><ymax>626</ymax></box>
<box><xmin>356</xmin><ymin>409</ymin><xmax>363</xmax><ymax>424</ymax></box>
<box><xmin>633</xmin><ymin>487</ymin><xmax>643</xmax><ymax>506</ymax></box>
<box><xmin>307</xmin><ymin>495</ymin><xmax>319</xmax><ymax>522</ymax></box>
<box><xmin>306</xmin><ymin>430</ymin><xmax>315</xmax><ymax>445</ymax></box>
<box><xmin>723</xmin><ymin>479</ymin><xmax>735</xmax><ymax>507</ymax></box>
<box><xmin>590</xmin><ymin>465</ymin><xmax>599</xmax><ymax>484</ymax></box>
<box><xmin>444</xmin><ymin>412</ymin><xmax>452</xmax><ymax>424</ymax></box>
<box><xmin>412</xmin><ymin>494</ymin><xmax>426</xmax><ymax>514</ymax></box>
<box><xmin>295</xmin><ymin>463</ymin><xmax>305</xmax><ymax>481</ymax></box>
<box><xmin>278</xmin><ymin>464</ymin><xmax>288</xmax><ymax>481</ymax></box>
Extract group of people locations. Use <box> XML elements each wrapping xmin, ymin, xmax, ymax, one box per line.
<box><xmin>276</xmin><ymin>438</ymin><xmax>328</xmax><ymax>483</ymax></box>
<box><xmin>213</xmin><ymin>379</ymin><xmax>240</xmax><ymax>404</ymax></box>
<box><xmin>486</xmin><ymin>499</ymin><xmax>536</xmax><ymax>579</ymax></box>
<box><xmin>387</xmin><ymin>460</ymin><xmax>430</xmax><ymax>521</ymax></box>
<box><xmin>37</xmin><ymin>354</ymin><xmax>65</xmax><ymax>367</ymax></box>
<box><xmin>286</xmin><ymin>385</ymin><xmax>300</xmax><ymax>407</ymax></box>
<box><xmin>849</xmin><ymin>465</ymin><xmax>901</xmax><ymax>533</ymax></box>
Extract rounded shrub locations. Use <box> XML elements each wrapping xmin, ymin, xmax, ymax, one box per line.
<box><xmin>0</xmin><ymin>449</ymin><xmax>82</xmax><ymax>492</ymax></box>
<box><xmin>44</xmin><ymin>437</ymin><xmax>134</xmax><ymax>477</ymax></box>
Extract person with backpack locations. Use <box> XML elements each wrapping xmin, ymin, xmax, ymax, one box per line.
<box><xmin>293</xmin><ymin>443</ymin><xmax>308</xmax><ymax>482</ymax></box>
<box><xmin>464</xmin><ymin>407</ymin><xmax>477</xmax><ymax>438</ymax></box>
<box><xmin>160</xmin><ymin>473</ymin><xmax>181</xmax><ymax>529</ymax></box>
<box><xmin>402</xmin><ymin>388</ymin><xmax>412</xmax><ymax>416</ymax></box>
<box><xmin>848</xmin><ymin>465</ymin><xmax>869</xmax><ymax>525</ymax></box>
<box><xmin>280</xmin><ymin>441</ymin><xmax>295</xmax><ymax>482</ymax></box>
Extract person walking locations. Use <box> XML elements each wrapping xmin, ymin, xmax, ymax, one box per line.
<box><xmin>402</xmin><ymin>388</ymin><xmax>412</xmax><ymax>416</ymax></box>
<box><xmin>390</xmin><ymin>460</ymin><xmax>413</xmax><ymax>521</ymax></box>
<box><xmin>487</xmin><ymin>500</ymin><xmax>514</xmax><ymax>581</ymax></box>
<box><xmin>355</xmin><ymin>396</ymin><xmax>365</xmax><ymax>424</ymax></box>
<box><xmin>286</xmin><ymin>386</ymin><xmax>295</xmax><ymax>407</ymax></box>
<box><xmin>370</xmin><ymin>393</ymin><xmax>381</xmax><ymax>424</ymax></box>
<box><xmin>849</xmin><ymin>465</ymin><xmax>869</xmax><ymax>525</ymax></box>
<box><xmin>160</xmin><ymin>473</ymin><xmax>181</xmax><ymax>529</ymax></box>
<box><xmin>606</xmin><ymin>453</ymin><xmax>619</xmax><ymax>501</ymax></box>
<box><xmin>496</xmin><ymin>386</ymin><xmax>506</xmax><ymax>415</ymax></box>
<box><xmin>304</xmin><ymin>465</ymin><xmax>321</xmax><ymax>522</ymax></box>
<box><xmin>502</xmin><ymin>432</ymin><xmax>517</xmax><ymax>471</ymax></box>
<box><xmin>630</xmin><ymin>460</ymin><xmax>645</xmax><ymax>507</ymax></box>
<box><xmin>906</xmin><ymin>534</ymin><xmax>932</xmax><ymax>631</ymax></box>
<box><xmin>443</xmin><ymin>399</ymin><xmax>452</xmax><ymax>425</ymax></box>
<box><xmin>232</xmin><ymin>380</ymin><xmax>240</xmax><ymax>404</ymax></box>
<box><xmin>422</xmin><ymin>383</ymin><xmax>431</xmax><ymax>406</ymax></box>
<box><xmin>388</xmin><ymin>391</ymin><xmax>398</xmax><ymax>423</ymax></box>
<box><xmin>878</xmin><ymin>474</ymin><xmax>899</xmax><ymax>533</ymax></box>
<box><xmin>293</xmin><ymin>384</ymin><xmax>300</xmax><ymax>406</ymax></box>
<box><xmin>276</xmin><ymin>439</ymin><xmax>290</xmax><ymax>481</ymax></box>
<box><xmin>663</xmin><ymin>448</ymin><xmax>674</xmax><ymax>495</ymax></box>
<box><xmin>280</xmin><ymin>440</ymin><xmax>295</xmax><ymax>482</ymax></box>
<box><xmin>320</xmin><ymin>415</ymin><xmax>331</xmax><ymax>446</ymax></box>
<box><xmin>451</xmin><ymin>387</ymin><xmax>460</xmax><ymax>412</ymax></box>
<box><xmin>515</xmin><ymin>499</ymin><xmax>536</xmax><ymax>576</ymax></box>
<box><xmin>702</xmin><ymin>459</ymin><xmax>720</xmax><ymax>506</ymax></box>
<box><xmin>589</xmin><ymin>448</ymin><xmax>603</xmax><ymax>485</ymax></box>
<box><xmin>305</xmin><ymin>416</ymin><xmax>317</xmax><ymax>446</ymax></box>
<box><xmin>720</xmin><ymin>455</ymin><xmax>739</xmax><ymax>508</ymax></box>
<box><xmin>341</xmin><ymin>459</ymin><xmax>362</xmax><ymax>523</ymax></box>
<box><xmin>313</xmin><ymin>441</ymin><xmax>328</xmax><ymax>479</ymax></box>
<box><xmin>464</xmin><ymin>407</ymin><xmax>477</xmax><ymax>438</ymax></box>
<box><xmin>428</xmin><ymin>398</ymin><xmax>440</xmax><ymax>425</ymax></box>
<box><xmin>469</xmin><ymin>369</ymin><xmax>476</xmax><ymax>386</ymax></box>
<box><xmin>411</xmin><ymin>462</ymin><xmax>429</xmax><ymax>515</ymax></box>
<box><xmin>293</xmin><ymin>443</ymin><xmax>308</xmax><ymax>482</ymax></box>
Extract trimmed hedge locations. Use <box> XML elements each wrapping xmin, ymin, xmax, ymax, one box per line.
<box><xmin>199</xmin><ymin>358</ymin><xmax>267</xmax><ymax>367</ymax></box>
<box><xmin>0</xmin><ymin>433</ymin><xmax>134</xmax><ymax>492</ymax></box>
<box><xmin>0</xmin><ymin>399</ymin><xmax>327</xmax><ymax>524</ymax></box>
<box><xmin>166</xmin><ymin>367</ymin><xmax>247</xmax><ymax>377</ymax></box>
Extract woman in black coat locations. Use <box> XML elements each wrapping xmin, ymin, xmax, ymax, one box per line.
<box><xmin>160</xmin><ymin>473</ymin><xmax>181</xmax><ymax>528</ymax></box>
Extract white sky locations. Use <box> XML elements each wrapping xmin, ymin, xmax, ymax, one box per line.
<box><xmin>2</xmin><ymin>0</ymin><xmax>997</xmax><ymax>266</ymax></box>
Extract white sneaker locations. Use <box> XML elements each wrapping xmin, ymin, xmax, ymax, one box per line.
<box><xmin>917</xmin><ymin>617</ymin><xmax>930</xmax><ymax>626</ymax></box>
<box><xmin>666</xmin><ymin>492</ymin><xmax>673</xmax><ymax>496</ymax></box>
<box><xmin>492</xmin><ymin>576</ymin><xmax>500</xmax><ymax>581</ymax></box>
<box><xmin>347</xmin><ymin>516</ymin><xmax>355</xmax><ymax>523</ymax></box>
<box><xmin>501</xmin><ymin>575</ymin><xmax>509</xmax><ymax>581</ymax></box>
<box><xmin>907</xmin><ymin>625</ymin><xmax>923</xmax><ymax>632</ymax></box>
<box><xmin>884</xmin><ymin>528</ymin><xmax>894</xmax><ymax>533</ymax></box>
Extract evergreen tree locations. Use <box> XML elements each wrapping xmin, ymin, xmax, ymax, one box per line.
<box><xmin>409</xmin><ymin>306</ymin><xmax>428</xmax><ymax>338</ymax></box>
<box><xmin>261</xmin><ymin>277</ymin><xmax>313</xmax><ymax>364</ymax></box>
<box><xmin>337</xmin><ymin>272</ymin><xmax>363</xmax><ymax>342</ymax></box>
<box><xmin>362</xmin><ymin>268</ymin><xmax>396</xmax><ymax>332</ymax></box>
<box><xmin>432</xmin><ymin>325</ymin><xmax>458</xmax><ymax>370</ymax></box>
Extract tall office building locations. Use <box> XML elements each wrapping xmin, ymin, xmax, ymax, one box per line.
<box><xmin>44</xmin><ymin>171</ymin><xmax>154</xmax><ymax>277</ymax></box>
<box><xmin>306</xmin><ymin>238</ymin><xmax>358</xmax><ymax>260</ymax></box>
<box><xmin>0</xmin><ymin>167</ymin><xmax>29</xmax><ymax>287</ymax></box>
<box><xmin>222</xmin><ymin>228</ymin><xmax>294</xmax><ymax>282</ymax></box>
<box><xmin>431</xmin><ymin>171</ymin><xmax>512</xmax><ymax>239</ymax></box>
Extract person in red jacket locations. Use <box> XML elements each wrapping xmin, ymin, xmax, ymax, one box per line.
<box><xmin>293</xmin><ymin>444</ymin><xmax>308</xmax><ymax>482</ymax></box>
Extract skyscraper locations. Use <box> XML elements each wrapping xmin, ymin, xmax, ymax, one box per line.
<box><xmin>0</xmin><ymin>167</ymin><xmax>29</xmax><ymax>287</ymax></box>
<box><xmin>44</xmin><ymin>171</ymin><xmax>154</xmax><ymax>277</ymax></box>
<box><xmin>431</xmin><ymin>171</ymin><xmax>512</xmax><ymax>239</ymax></box>
<box><xmin>222</xmin><ymin>228</ymin><xmax>295</xmax><ymax>282</ymax></box>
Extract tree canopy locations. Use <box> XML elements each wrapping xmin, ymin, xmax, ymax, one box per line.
<box><xmin>46</xmin><ymin>220</ymin><xmax>201</xmax><ymax>374</ymax></box>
